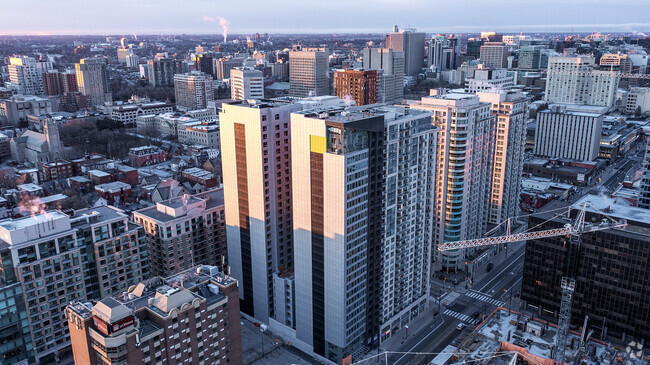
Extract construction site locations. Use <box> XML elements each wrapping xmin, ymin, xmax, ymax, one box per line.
<box><xmin>448</xmin><ymin>308</ymin><xmax>647</xmax><ymax>365</ymax></box>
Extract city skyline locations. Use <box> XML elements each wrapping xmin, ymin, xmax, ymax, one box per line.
<box><xmin>1</xmin><ymin>0</ymin><xmax>650</xmax><ymax>35</ymax></box>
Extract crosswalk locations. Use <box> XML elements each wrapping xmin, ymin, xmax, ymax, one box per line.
<box><xmin>443</xmin><ymin>309</ymin><xmax>479</xmax><ymax>324</ymax></box>
<box><xmin>466</xmin><ymin>290</ymin><xmax>505</xmax><ymax>307</ymax></box>
<box><xmin>440</xmin><ymin>291</ymin><xmax>461</xmax><ymax>305</ymax></box>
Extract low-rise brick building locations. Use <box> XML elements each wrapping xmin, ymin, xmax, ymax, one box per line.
<box><xmin>66</xmin><ymin>265</ymin><xmax>243</xmax><ymax>365</ymax></box>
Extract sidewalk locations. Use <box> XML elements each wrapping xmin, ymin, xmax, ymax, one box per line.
<box><xmin>378</xmin><ymin>301</ymin><xmax>441</xmax><ymax>354</ymax></box>
<box><xmin>431</xmin><ymin>238</ymin><xmax>526</xmax><ymax>296</ymax></box>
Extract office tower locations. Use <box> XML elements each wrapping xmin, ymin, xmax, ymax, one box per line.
<box><xmin>8</xmin><ymin>56</ymin><xmax>45</xmax><ymax>95</ymax></box>
<box><xmin>195</xmin><ymin>53</ymin><xmax>215</xmax><ymax>75</ymax></box>
<box><xmin>230</xmin><ymin>67</ymin><xmax>264</xmax><ymax>100</ymax></box>
<box><xmin>386</xmin><ymin>26</ymin><xmax>425</xmax><ymax>77</ymax></box>
<box><xmin>534</xmin><ymin>105</ymin><xmax>604</xmax><ymax>161</ymax></box>
<box><xmin>480</xmin><ymin>42</ymin><xmax>509</xmax><ymax>68</ymax></box>
<box><xmin>0</xmin><ymin>206</ymin><xmax>148</xmax><ymax>363</ymax></box>
<box><xmin>522</xmin><ymin>195</ymin><xmax>650</xmax><ymax>341</ymax></box>
<box><xmin>215</xmin><ymin>57</ymin><xmax>245</xmax><ymax>80</ymax></box>
<box><xmin>67</xmin><ymin>265</ymin><xmax>243</xmax><ymax>365</ymax></box>
<box><xmin>466</xmin><ymin>39</ymin><xmax>485</xmax><ymax>59</ymax></box>
<box><xmin>287</xmin><ymin>105</ymin><xmax>436</xmax><ymax>363</ymax></box>
<box><xmin>43</xmin><ymin>70</ymin><xmax>63</xmax><ymax>95</ymax></box>
<box><xmin>333</xmin><ymin>69</ymin><xmax>380</xmax><ymax>105</ymax></box>
<box><xmin>599</xmin><ymin>53</ymin><xmax>633</xmax><ymax>73</ymax></box>
<box><xmin>147</xmin><ymin>58</ymin><xmax>184</xmax><ymax>87</ymax></box>
<box><xmin>75</xmin><ymin>57</ymin><xmax>112</xmax><ymax>107</ymax></box>
<box><xmin>428</xmin><ymin>35</ymin><xmax>460</xmax><ymax>72</ymax></box>
<box><xmin>362</xmin><ymin>48</ymin><xmax>405</xmax><ymax>104</ymax></box>
<box><xmin>410</xmin><ymin>93</ymin><xmax>494</xmax><ymax>271</ymax></box>
<box><xmin>519</xmin><ymin>45</ymin><xmax>547</xmax><ymax>69</ymax></box>
<box><xmin>289</xmin><ymin>47</ymin><xmax>329</xmax><ymax>97</ymax></box>
<box><xmin>545</xmin><ymin>56</ymin><xmax>619</xmax><ymax>107</ymax></box>
<box><xmin>623</xmin><ymin>87</ymin><xmax>650</xmax><ymax>114</ymax></box>
<box><xmin>477</xmin><ymin>91</ymin><xmax>529</xmax><ymax>225</ymax></box>
<box><xmin>464</xmin><ymin>66</ymin><xmax>514</xmax><ymax>93</ymax></box>
<box><xmin>220</xmin><ymin>100</ymin><xmax>303</xmax><ymax>324</ymax></box>
<box><xmin>637</xmin><ymin>126</ymin><xmax>650</xmax><ymax>209</ymax></box>
<box><xmin>174</xmin><ymin>71</ymin><xmax>214</xmax><ymax>111</ymax></box>
<box><xmin>480</xmin><ymin>32</ymin><xmax>503</xmax><ymax>42</ymax></box>
<box><xmin>132</xmin><ymin>189</ymin><xmax>227</xmax><ymax>277</ymax></box>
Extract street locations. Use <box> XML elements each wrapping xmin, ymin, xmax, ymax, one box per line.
<box><xmin>375</xmin><ymin>143</ymin><xmax>643</xmax><ymax>365</ymax></box>
<box><xmin>389</xmin><ymin>243</ymin><xmax>526</xmax><ymax>365</ymax></box>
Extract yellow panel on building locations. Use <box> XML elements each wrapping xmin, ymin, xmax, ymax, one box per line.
<box><xmin>310</xmin><ymin>135</ymin><xmax>326</xmax><ymax>154</ymax></box>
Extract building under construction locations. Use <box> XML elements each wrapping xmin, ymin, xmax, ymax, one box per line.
<box><xmin>522</xmin><ymin>194</ymin><xmax>650</xmax><ymax>343</ymax></box>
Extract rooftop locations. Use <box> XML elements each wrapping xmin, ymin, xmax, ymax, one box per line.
<box><xmin>95</xmin><ymin>181</ymin><xmax>131</xmax><ymax>192</ymax></box>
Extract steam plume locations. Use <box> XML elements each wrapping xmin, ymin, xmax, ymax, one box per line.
<box><xmin>202</xmin><ymin>15</ymin><xmax>230</xmax><ymax>43</ymax></box>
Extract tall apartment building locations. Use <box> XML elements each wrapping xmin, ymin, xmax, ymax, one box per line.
<box><xmin>0</xmin><ymin>269</ymin><xmax>33</xmax><ymax>363</ymax></box>
<box><xmin>230</xmin><ymin>67</ymin><xmax>264</xmax><ymax>100</ymax></box>
<box><xmin>285</xmin><ymin>105</ymin><xmax>436</xmax><ymax>363</ymax></box>
<box><xmin>132</xmin><ymin>189</ymin><xmax>227</xmax><ymax>277</ymax></box>
<box><xmin>67</xmin><ymin>265</ymin><xmax>243</xmax><ymax>365</ymax></box>
<box><xmin>43</xmin><ymin>70</ymin><xmax>63</xmax><ymax>96</ymax></box>
<box><xmin>386</xmin><ymin>26</ymin><xmax>425</xmax><ymax>76</ymax></box>
<box><xmin>410</xmin><ymin>93</ymin><xmax>494</xmax><ymax>271</ymax></box>
<box><xmin>534</xmin><ymin>105</ymin><xmax>604</xmax><ymax>161</ymax></box>
<box><xmin>464</xmin><ymin>66</ymin><xmax>514</xmax><ymax>93</ymax></box>
<box><xmin>174</xmin><ymin>71</ymin><xmax>214</xmax><ymax>111</ymax></box>
<box><xmin>75</xmin><ymin>58</ymin><xmax>112</xmax><ymax>107</ymax></box>
<box><xmin>477</xmin><ymin>91</ymin><xmax>529</xmax><ymax>225</ymax></box>
<box><xmin>479</xmin><ymin>42</ymin><xmax>509</xmax><ymax>69</ymax></box>
<box><xmin>545</xmin><ymin>56</ymin><xmax>619</xmax><ymax>107</ymax></box>
<box><xmin>147</xmin><ymin>58</ymin><xmax>184</xmax><ymax>87</ymax></box>
<box><xmin>220</xmin><ymin>100</ymin><xmax>303</xmax><ymax>324</ymax></box>
<box><xmin>362</xmin><ymin>48</ymin><xmax>405</xmax><ymax>104</ymax></box>
<box><xmin>639</xmin><ymin>126</ymin><xmax>650</xmax><ymax>209</ymax></box>
<box><xmin>289</xmin><ymin>47</ymin><xmax>330</xmax><ymax>97</ymax></box>
<box><xmin>333</xmin><ymin>69</ymin><xmax>380</xmax><ymax>106</ymax></box>
<box><xmin>215</xmin><ymin>57</ymin><xmax>245</xmax><ymax>80</ymax></box>
<box><xmin>0</xmin><ymin>206</ymin><xmax>148</xmax><ymax>363</ymax></box>
<box><xmin>8</xmin><ymin>56</ymin><xmax>47</xmax><ymax>95</ymax></box>
<box><xmin>522</xmin><ymin>195</ymin><xmax>650</xmax><ymax>341</ymax></box>
<box><xmin>60</xmin><ymin>70</ymin><xmax>79</xmax><ymax>93</ymax></box>
<box><xmin>428</xmin><ymin>35</ymin><xmax>460</xmax><ymax>72</ymax></box>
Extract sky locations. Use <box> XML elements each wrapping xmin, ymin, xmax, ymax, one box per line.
<box><xmin>1</xmin><ymin>0</ymin><xmax>650</xmax><ymax>36</ymax></box>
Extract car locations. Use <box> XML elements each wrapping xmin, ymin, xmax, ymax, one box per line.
<box><xmin>486</xmin><ymin>263</ymin><xmax>494</xmax><ymax>272</ymax></box>
<box><xmin>456</xmin><ymin>323</ymin><xmax>466</xmax><ymax>331</ymax></box>
<box><xmin>471</xmin><ymin>311</ymin><xmax>481</xmax><ymax>320</ymax></box>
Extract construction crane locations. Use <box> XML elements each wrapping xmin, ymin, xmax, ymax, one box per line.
<box><xmin>548</xmin><ymin>71</ymin><xmax>650</xmax><ymax>80</ymax></box>
<box><xmin>438</xmin><ymin>203</ymin><xmax>627</xmax><ymax>364</ymax></box>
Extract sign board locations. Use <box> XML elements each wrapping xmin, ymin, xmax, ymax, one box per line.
<box><xmin>93</xmin><ymin>315</ymin><xmax>135</xmax><ymax>335</ymax></box>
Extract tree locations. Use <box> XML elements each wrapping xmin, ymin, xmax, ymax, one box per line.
<box><xmin>0</xmin><ymin>170</ymin><xmax>18</xmax><ymax>190</ymax></box>
<box><xmin>58</xmin><ymin>189</ymin><xmax>89</xmax><ymax>210</ymax></box>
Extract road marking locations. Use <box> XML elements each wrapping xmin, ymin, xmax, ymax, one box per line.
<box><xmin>479</xmin><ymin>252</ymin><xmax>525</xmax><ymax>292</ymax></box>
<box><xmin>394</xmin><ymin>317</ymin><xmax>445</xmax><ymax>365</ymax></box>
<box><xmin>443</xmin><ymin>309</ymin><xmax>478</xmax><ymax>324</ymax></box>
<box><xmin>466</xmin><ymin>291</ymin><xmax>506</xmax><ymax>307</ymax></box>
<box><xmin>442</xmin><ymin>291</ymin><xmax>461</xmax><ymax>305</ymax></box>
